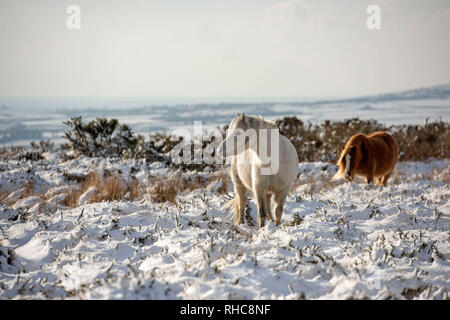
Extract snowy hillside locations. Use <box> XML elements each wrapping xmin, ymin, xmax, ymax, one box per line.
<box><xmin>0</xmin><ymin>154</ymin><xmax>448</xmax><ymax>299</ymax></box>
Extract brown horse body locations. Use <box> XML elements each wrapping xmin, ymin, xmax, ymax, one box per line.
<box><xmin>333</xmin><ymin>131</ymin><xmax>398</xmax><ymax>186</ymax></box>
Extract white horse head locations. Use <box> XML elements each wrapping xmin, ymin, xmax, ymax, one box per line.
<box><xmin>217</xmin><ymin>113</ymin><xmax>276</xmax><ymax>159</ymax></box>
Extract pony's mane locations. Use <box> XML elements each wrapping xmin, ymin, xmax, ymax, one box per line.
<box><xmin>251</xmin><ymin>116</ymin><xmax>277</xmax><ymax>129</ymax></box>
<box><xmin>236</xmin><ymin>114</ymin><xmax>277</xmax><ymax>130</ymax></box>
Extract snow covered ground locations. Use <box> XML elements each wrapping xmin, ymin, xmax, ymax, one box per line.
<box><xmin>0</xmin><ymin>154</ymin><xmax>449</xmax><ymax>299</ymax></box>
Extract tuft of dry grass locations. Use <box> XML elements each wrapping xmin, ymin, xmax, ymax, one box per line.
<box><xmin>0</xmin><ymin>181</ymin><xmax>54</xmax><ymax>210</ymax></box>
<box><xmin>62</xmin><ymin>187</ymin><xmax>81</xmax><ymax>208</ymax></box>
<box><xmin>0</xmin><ymin>188</ymin><xmax>9</xmax><ymax>203</ymax></box>
<box><xmin>20</xmin><ymin>181</ymin><xmax>36</xmax><ymax>199</ymax></box>
<box><xmin>149</xmin><ymin>175</ymin><xmax>180</xmax><ymax>203</ymax></box>
<box><xmin>62</xmin><ymin>172</ymin><xmax>144</xmax><ymax>208</ymax></box>
<box><xmin>149</xmin><ymin>170</ymin><xmax>230</xmax><ymax>203</ymax></box>
<box><xmin>5</xmin><ymin>181</ymin><xmax>36</xmax><ymax>206</ymax></box>
<box><xmin>212</xmin><ymin>171</ymin><xmax>230</xmax><ymax>194</ymax></box>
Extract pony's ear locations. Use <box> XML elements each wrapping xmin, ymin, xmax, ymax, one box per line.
<box><xmin>237</xmin><ymin>113</ymin><xmax>242</xmax><ymax>118</ymax></box>
<box><xmin>242</xmin><ymin>113</ymin><xmax>249</xmax><ymax>126</ymax></box>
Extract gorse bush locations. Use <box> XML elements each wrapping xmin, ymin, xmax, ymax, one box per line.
<box><xmin>61</xmin><ymin>117</ymin><xmax>144</xmax><ymax>158</ymax></box>
<box><xmin>61</xmin><ymin>116</ymin><xmax>223</xmax><ymax>170</ymax></box>
<box><xmin>276</xmin><ymin>117</ymin><xmax>388</xmax><ymax>162</ymax></box>
<box><xmin>277</xmin><ymin>117</ymin><xmax>450</xmax><ymax>162</ymax></box>
<box><xmin>391</xmin><ymin>119</ymin><xmax>450</xmax><ymax>161</ymax></box>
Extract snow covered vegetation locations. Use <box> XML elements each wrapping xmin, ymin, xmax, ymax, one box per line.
<box><xmin>0</xmin><ymin>117</ymin><xmax>449</xmax><ymax>299</ymax></box>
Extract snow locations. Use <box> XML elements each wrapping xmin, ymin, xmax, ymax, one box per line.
<box><xmin>0</xmin><ymin>155</ymin><xmax>449</xmax><ymax>299</ymax></box>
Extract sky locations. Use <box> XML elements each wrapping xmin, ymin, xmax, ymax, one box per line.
<box><xmin>0</xmin><ymin>0</ymin><xmax>449</xmax><ymax>100</ymax></box>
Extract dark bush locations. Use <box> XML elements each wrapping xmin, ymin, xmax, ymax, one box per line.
<box><xmin>61</xmin><ymin>117</ymin><xmax>143</xmax><ymax>158</ymax></box>
<box><xmin>391</xmin><ymin>119</ymin><xmax>449</xmax><ymax>161</ymax></box>
<box><xmin>276</xmin><ymin>117</ymin><xmax>449</xmax><ymax>162</ymax></box>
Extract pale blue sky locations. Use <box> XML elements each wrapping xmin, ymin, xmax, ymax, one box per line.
<box><xmin>0</xmin><ymin>0</ymin><xmax>449</xmax><ymax>99</ymax></box>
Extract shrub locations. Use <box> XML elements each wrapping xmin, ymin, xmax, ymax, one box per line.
<box><xmin>61</xmin><ymin>117</ymin><xmax>142</xmax><ymax>158</ymax></box>
<box><xmin>276</xmin><ymin>117</ymin><xmax>449</xmax><ymax>162</ymax></box>
<box><xmin>391</xmin><ymin>119</ymin><xmax>450</xmax><ymax>161</ymax></box>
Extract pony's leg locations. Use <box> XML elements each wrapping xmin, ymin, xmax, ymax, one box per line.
<box><xmin>274</xmin><ymin>190</ymin><xmax>289</xmax><ymax>226</ymax></box>
<box><xmin>254</xmin><ymin>189</ymin><xmax>268</xmax><ymax>228</ymax></box>
<box><xmin>234</xmin><ymin>183</ymin><xmax>247</xmax><ymax>224</ymax></box>
<box><xmin>365</xmin><ymin>176</ymin><xmax>374</xmax><ymax>184</ymax></box>
<box><xmin>381</xmin><ymin>173</ymin><xmax>391</xmax><ymax>186</ymax></box>
<box><xmin>266</xmin><ymin>194</ymin><xmax>272</xmax><ymax>221</ymax></box>
<box><xmin>375</xmin><ymin>177</ymin><xmax>383</xmax><ymax>186</ymax></box>
<box><xmin>231</xmin><ymin>173</ymin><xmax>246</xmax><ymax>224</ymax></box>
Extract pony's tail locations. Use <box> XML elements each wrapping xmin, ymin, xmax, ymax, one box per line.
<box><xmin>222</xmin><ymin>197</ymin><xmax>238</xmax><ymax>221</ymax></box>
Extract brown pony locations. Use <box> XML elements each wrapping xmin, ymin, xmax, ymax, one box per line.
<box><xmin>332</xmin><ymin>131</ymin><xmax>398</xmax><ymax>186</ymax></box>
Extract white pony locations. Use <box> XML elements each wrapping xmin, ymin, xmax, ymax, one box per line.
<box><xmin>217</xmin><ymin>114</ymin><xmax>299</xmax><ymax>228</ymax></box>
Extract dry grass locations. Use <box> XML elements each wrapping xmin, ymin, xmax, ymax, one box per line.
<box><xmin>20</xmin><ymin>181</ymin><xmax>36</xmax><ymax>199</ymax></box>
<box><xmin>211</xmin><ymin>171</ymin><xmax>230</xmax><ymax>194</ymax></box>
<box><xmin>0</xmin><ymin>181</ymin><xmax>52</xmax><ymax>210</ymax></box>
<box><xmin>149</xmin><ymin>170</ymin><xmax>229</xmax><ymax>203</ymax></box>
<box><xmin>62</xmin><ymin>187</ymin><xmax>81</xmax><ymax>208</ymax></box>
<box><xmin>0</xmin><ymin>188</ymin><xmax>9</xmax><ymax>203</ymax></box>
<box><xmin>3</xmin><ymin>181</ymin><xmax>37</xmax><ymax>206</ymax></box>
<box><xmin>92</xmin><ymin>175</ymin><xmax>141</xmax><ymax>202</ymax></box>
<box><xmin>62</xmin><ymin>172</ymin><xmax>144</xmax><ymax>208</ymax></box>
<box><xmin>149</xmin><ymin>175</ymin><xmax>180</xmax><ymax>203</ymax></box>
<box><xmin>2</xmin><ymin>168</ymin><xmax>228</xmax><ymax>209</ymax></box>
